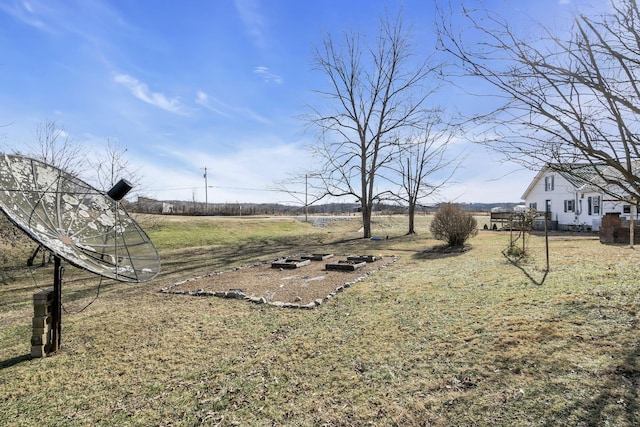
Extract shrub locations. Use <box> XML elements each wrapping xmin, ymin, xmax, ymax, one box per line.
<box><xmin>505</xmin><ymin>241</ymin><xmax>525</xmax><ymax>258</ymax></box>
<box><xmin>430</xmin><ymin>203</ymin><xmax>478</xmax><ymax>247</ymax></box>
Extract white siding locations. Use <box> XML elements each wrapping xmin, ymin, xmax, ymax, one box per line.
<box><xmin>521</xmin><ymin>164</ymin><xmax>640</xmax><ymax>231</ymax></box>
<box><xmin>601</xmin><ymin>199</ymin><xmax>639</xmax><ymax>221</ymax></box>
<box><xmin>577</xmin><ymin>191</ymin><xmax>602</xmax><ymax>230</ymax></box>
<box><xmin>524</xmin><ymin>171</ymin><xmax>579</xmax><ymax>227</ymax></box>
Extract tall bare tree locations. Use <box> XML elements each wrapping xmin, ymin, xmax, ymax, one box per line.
<box><xmin>437</xmin><ymin>0</ymin><xmax>640</xmax><ymax>207</ymax></box>
<box><xmin>307</xmin><ymin>11</ymin><xmax>441</xmax><ymax>238</ymax></box>
<box><xmin>392</xmin><ymin>112</ymin><xmax>459</xmax><ymax>234</ymax></box>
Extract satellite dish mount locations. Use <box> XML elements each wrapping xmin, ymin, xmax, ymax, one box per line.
<box><xmin>50</xmin><ymin>179</ymin><xmax>133</xmax><ymax>352</ymax></box>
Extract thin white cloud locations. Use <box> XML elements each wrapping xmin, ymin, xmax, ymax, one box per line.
<box><xmin>114</xmin><ymin>73</ymin><xmax>186</xmax><ymax>115</ymax></box>
<box><xmin>195</xmin><ymin>90</ymin><xmax>272</xmax><ymax>124</ymax></box>
<box><xmin>234</xmin><ymin>0</ymin><xmax>267</xmax><ymax>47</ymax></box>
<box><xmin>254</xmin><ymin>66</ymin><xmax>283</xmax><ymax>84</ymax></box>
<box><xmin>0</xmin><ymin>0</ymin><xmax>52</xmax><ymax>32</ymax></box>
<box><xmin>0</xmin><ymin>0</ymin><xmax>131</xmax><ymax>47</ymax></box>
<box><xmin>195</xmin><ymin>91</ymin><xmax>232</xmax><ymax>118</ymax></box>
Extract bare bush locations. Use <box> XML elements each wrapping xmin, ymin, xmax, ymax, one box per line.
<box><xmin>430</xmin><ymin>203</ymin><xmax>477</xmax><ymax>247</ymax></box>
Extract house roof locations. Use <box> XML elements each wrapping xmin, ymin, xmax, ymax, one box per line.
<box><xmin>557</xmin><ymin>163</ymin><xmax>608</xmax><ymax>189</ymax></box>
<box><xmin>522</xmin><ymin>161</ymin><xmax>640</xmax><ymax>201</ymax></box>
<box><xmin>587</xmin><ymin>160</ymin><xmax>640</xmax><ymax>197</ymax></box>
<box><xmin>521</xmin><ymin>163</ymin><xmax>606</xmax><ymax>200</ymax></box>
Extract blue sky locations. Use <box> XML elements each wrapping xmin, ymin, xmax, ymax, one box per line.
<box><xmin>0</xmin><ymin>0</ymin><xmax>599</xmax><ymax>205</ymax></box>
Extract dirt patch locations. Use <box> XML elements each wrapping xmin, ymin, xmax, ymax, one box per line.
<box><xmin>161</xmin><ymin>254</ymin><xmax>398</xmax><ymax>308</ymax></box>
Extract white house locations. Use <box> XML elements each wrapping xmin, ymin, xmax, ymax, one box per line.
<box><xmin>521</xmin><ymin>164</ymin><xmax>639</xmax><ymax>231</ymax></box>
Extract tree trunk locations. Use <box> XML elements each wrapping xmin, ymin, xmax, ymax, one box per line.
<box><xmin>630</xmin><ymin>203</ymin><xmax>635</xmax><ymax>249</ymax></box>
<box><xmin>361</xmin><ymin>203</ymin><xmax>372</xmax><ymax>238</ymax></box>
<box><xmin>407</xmin><ymin>202</ymin><xmax>416</xmax><ymax>234</ymax></box>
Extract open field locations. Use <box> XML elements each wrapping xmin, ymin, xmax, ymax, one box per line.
<box><xmin>1</xmin><ymin>214</ymin><xmax>640</xmax><ymax>426</ymax></box>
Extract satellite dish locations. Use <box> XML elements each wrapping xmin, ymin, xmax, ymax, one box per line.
<box><xmin>0</xmin><ymin>153</ymin><xmax>160</xmax><ymax>353</ymax></box>
<box><xmin>0</xmin><ymin>153</ymin><xmax>159</xmax><ymax>281</ymax></box>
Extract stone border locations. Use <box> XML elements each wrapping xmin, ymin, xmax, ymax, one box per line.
<box><xmin>160</xmin><ymin>255</ymin><xmax>399</xmax><ymax>309</ymax></box>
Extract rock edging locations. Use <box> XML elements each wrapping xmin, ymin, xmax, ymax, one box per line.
<box><xmin>160</xmin><ymin>256</ymin><xmax>399</xmax><ymax>309</ymax></box>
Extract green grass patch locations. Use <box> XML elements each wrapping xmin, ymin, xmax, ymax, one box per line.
<box><xmin>1</xmin><ymin>214</ymin><xmax>639</xmax><ymax>426</ymax></box>
<box><xmin>141</xmin><ymin>216</ymin><xmax>326</xmax><ymax>250</ymax></box>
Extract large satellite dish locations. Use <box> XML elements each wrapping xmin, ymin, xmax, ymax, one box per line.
<box><xmin>0</xmin><ymin>153</ymin><xmax>160</xmax><ymax>353</ymax></box>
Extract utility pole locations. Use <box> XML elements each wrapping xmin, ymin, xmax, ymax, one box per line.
<box><xmin>202</xmin><ymin>167</ymin><xmax>208</xmax><ymax>214</ymax></box>
<box><xmin>305</xmin><ymin>174</ymin><xmax>308</xmax><ymax>222</ymax></box>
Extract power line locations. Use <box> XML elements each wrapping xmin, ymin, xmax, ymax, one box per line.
<box><xmin>208</xmin><ymin>185</ymin><xmax>304</xmax><ymax>194</ymax></box>
<box><xmin>144</xmin><ymin>185</ymin><xmax>302</xmax><ymax>194</ymax></box>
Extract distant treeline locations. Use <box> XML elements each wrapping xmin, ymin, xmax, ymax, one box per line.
<box><xmin>127</xmin><ymin>197</ymin><xmax>519</xmax><ymax>216</ymax></box>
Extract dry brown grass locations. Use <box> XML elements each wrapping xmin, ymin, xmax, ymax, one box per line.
<box><xmin>1</xmin><ymin>215</ymin><xmax>640</xmax><ymax>426</ymax></box>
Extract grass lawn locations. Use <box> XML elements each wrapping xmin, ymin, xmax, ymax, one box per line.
<box><xmin>1</xmin><ymin>214</ymin><xmax>639</xmax><ymax>426</ymax></box>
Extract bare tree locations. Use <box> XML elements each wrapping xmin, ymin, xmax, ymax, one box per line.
<box><xmin>437</xmin><ymin>0</ymin><xmax>640</xmax><ymax>209</ymax></box>
<box><xmin>391</xmin><ymin>110</ymin><xmax>460</xmax><ymax>234</ymax></box>
<box><xmin>307</xmin><ymin>11</ymin><xmax>441</xmax><ymax>238</ymax></box>
<box><xmin>29</xmin><ymin>120</ymin><xmax>85</xmax><ymax>175</ymax></box>
<box><xmin>87</xmin><ymin>138</ymin><xmax>142</xmax><ymax>194</ymax></box>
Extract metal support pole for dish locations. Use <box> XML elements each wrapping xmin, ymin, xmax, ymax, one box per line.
<box><xmin>52</xmin><ymin>256</ymin><xmax>64</xmax><ymax>353</ymax></box>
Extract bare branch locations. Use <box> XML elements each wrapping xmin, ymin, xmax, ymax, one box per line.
<box><xmin>437</xmin><ymin>0</ymin><xmax>640</xmax><ymax>202</ymax></box>
<box><xmin>306</xmin><ymin>10</ymin><xmax>441</xmax><ymax>237</ymax></box>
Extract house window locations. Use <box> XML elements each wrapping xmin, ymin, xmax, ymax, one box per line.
<box><xmin>564</xmin><ymin>200</ymin><xmax>575</xmax><ymax>212</ymax></box>
<box><xmin>592</xmin><ymin>196</ymin><xmax>600</xmax><ymax>215</ymax></box>
<box><xmin>623</xmin><ymin>204</ymin><xmax>640</xmax><ymax>217</ymax></box>
<box><xmin>588</xmin><ymin>197</ymin><xmax>592</xmax><ymax>215</ymax></box>
<box><xmin>529</xmin><ymin>202</ymin><xmax>537</xmax><ymax>210</ymax></box>
<box><xmin>545</xmin><ymin>199</ymin><xmax>551</xmax><ymax>212</ymax></box>
<box><xmin>544</xmin><ymin>175</ymin><xmax>555</xmax><ymax>191</ymax></box>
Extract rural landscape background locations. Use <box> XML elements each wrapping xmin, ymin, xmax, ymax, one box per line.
<box><xmin>1</xmin><ymin>214</ymin><xmax>639</xmax><ymax>426</ymax></box>
<box><xmin>3</xmin><ymin>0</ymin><xmax>640</xmax><ymax>425</ymax></box>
